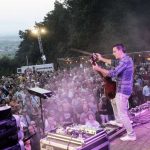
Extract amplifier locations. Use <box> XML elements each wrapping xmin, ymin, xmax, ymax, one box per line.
<box><xmin>40</xmin><ymin>130</ymin><xmax>110</xmax><ymax>150</ymax></box>
<box><xmin>0</xmin><ymin>114</ymin><xmax>24</xmax><ymax>149</ymax></box>
<box><xmin>0</xmin><ymin>106</ymin><xmax>12</xmax><ymax>120</ymax></box>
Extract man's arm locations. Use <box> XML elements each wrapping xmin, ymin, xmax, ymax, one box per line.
<box><xmin>94</xmin><ymin>53</ymin><xmax>111</xmax><ymax>65</ymax></box>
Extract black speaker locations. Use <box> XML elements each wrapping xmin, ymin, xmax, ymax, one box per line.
<box><xmin>0</xmin><ymin>106</ymin><xmax>12</xmax><ymax>121</ymax></box>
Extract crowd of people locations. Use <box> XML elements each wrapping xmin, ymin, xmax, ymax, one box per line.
<box><xmin>0</xmin><ymin>57</ymin><xmax>149</xmax><ymax>149</ymax></box>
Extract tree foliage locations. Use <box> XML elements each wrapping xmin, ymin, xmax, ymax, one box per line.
<box><xmin>1</xmin><ymin>0</ymin><xmax>150</xmax><ymax>75</ymax></box>
<box><xmin>0</xmin><ymin>57</ymin><xmax>17</xmax><ymax>76</ymax></box>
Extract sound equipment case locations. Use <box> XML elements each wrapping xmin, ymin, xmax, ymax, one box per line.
<box><xmin>40</xmin><ymin>130</ymin><xmax>110</xmax><ymax>150</ymax></box>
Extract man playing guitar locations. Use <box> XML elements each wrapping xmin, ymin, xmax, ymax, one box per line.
<box><xmin>92</xmin><ymin>43</ymin><xmax>136</xmax><ymax>141</ymax></box>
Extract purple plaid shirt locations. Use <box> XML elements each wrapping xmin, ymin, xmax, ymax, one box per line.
<box><xmin>108</xmin><ymin>55</ymin><xmax>134</xmax><ymax>96</ymax></box>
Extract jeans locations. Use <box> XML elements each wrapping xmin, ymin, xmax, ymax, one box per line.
<box><xmin>111</xmin><ymin>93</ymin><xmax>136</xmax><ymax>137</ymax></box>
<box><xmin>100</xmin><ymin>114</ymin><xmax>109</xmax><ymax>124</ymax></box>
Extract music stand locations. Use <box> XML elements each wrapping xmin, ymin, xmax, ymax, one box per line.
<box><xmin>28</xmin><ymin>87</ymin><xmax>53</xmax><ymax>134</ymax></box>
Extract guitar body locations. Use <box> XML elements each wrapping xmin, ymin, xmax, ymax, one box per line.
<box><xmin>103</xmin><ymin>77</ymin><xmax>116</xmax><ymax>99</ymax></box>
<box><xmin>91</xmin><ymin>54</ymin><xmax>116</xmax><ymax>99</ymax></box>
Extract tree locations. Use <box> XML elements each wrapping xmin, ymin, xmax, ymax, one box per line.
<box><xmin>14</xmin><ymin>0</ymin><xmax>150</xmax><ymax>68</ymax></box>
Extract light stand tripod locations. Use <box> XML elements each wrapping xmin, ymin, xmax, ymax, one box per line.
<box><xmin>28</xmin><ymin>87</ymin><xmax>53</xmax><ymax>134</ymax></box>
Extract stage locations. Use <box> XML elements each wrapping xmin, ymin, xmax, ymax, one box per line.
<box><xmin>110</xmin><ymin>109</ymin><xmax>150</xmax><ymax>150</ymax></box>
<box><xmin>39</xmin><ymin>103</ymin><xmax>150</xmax><ymax>150</ymax></box>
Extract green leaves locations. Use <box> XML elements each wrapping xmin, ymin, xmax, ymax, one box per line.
<box><xmin>5</xmin><ymin>0</ymin><xmax>150</xmax><ymax>74</ymax></box>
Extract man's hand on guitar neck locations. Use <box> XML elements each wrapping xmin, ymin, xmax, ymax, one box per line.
<box><xmin>93</xmin><ymin>53</ymin><xmax>111</xmax><ymax>65</ymax></box>
<box><xmin>92</xmin><ymin>62</ymin><xmax>109</xmax><ymax>77</ymax></box>
<box><xmin>93</xmin><ymin>53</ymin><xmax>103</xmax><ymax>62</ymax></box>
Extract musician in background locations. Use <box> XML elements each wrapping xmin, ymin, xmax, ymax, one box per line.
<box><xmin>28</xmin><ymin>125</ymin><xmax>40</xmax><ymax>150</ymax></box>
<box><xmin>92</xmin><ymin>43</ymin><xmax>136</xmax><ymax>141</ymax></box>
<box><xmin>98</xmin><ymin>95</ymin><xmax>114</xmax><ymax>124</ymax></box>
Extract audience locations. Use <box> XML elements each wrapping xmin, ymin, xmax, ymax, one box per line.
<box><xmin>0</xmin><ymin>56</ymin><xmax>149</xmax><ymax>150</ymax></box>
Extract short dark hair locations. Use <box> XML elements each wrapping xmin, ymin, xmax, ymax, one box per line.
<box><xmin>112</xmin><ymin>43</ymin><xmax>126</xmax><ymax>53</ymax></box>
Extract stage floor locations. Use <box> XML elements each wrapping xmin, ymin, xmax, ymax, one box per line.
<box><xmin>110</xmin><ymin>110</ymin><xmax>150</xmax><ymax>150</ymax></box>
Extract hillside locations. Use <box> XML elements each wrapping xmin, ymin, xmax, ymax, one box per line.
<box><xmin>0</xmin><ymin>36</ymin><xmax>20</xmax><ymax>58</ymax></box>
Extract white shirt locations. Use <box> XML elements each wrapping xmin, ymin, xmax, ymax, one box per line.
<box><xmin>142</xmin><ymin>85</ymin><xmax>150</xmax><ymax>96</ymax></box>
